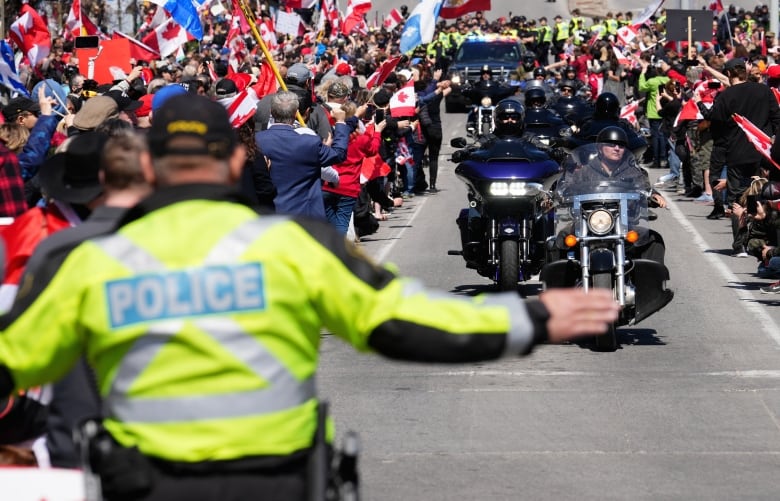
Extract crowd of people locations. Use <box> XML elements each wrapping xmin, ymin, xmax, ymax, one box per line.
<box><xmin>0</xmin><ymin>0</ymin><xmax>777</xmax><ymax>489</ymax></box>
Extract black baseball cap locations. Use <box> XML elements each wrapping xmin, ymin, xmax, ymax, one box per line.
<box><xmin>2</xmin><ymin>97</ymin><xmax>40</xmax><ymax>121</ymax></box>
<box><xmin>39</xmin><ymin>132</ymin><xmax>108</xmax><ymax>204</ymax></box>
<box><xmin>148</xmin><ymin>94</ymin><xmax>236</xmax><ymax>159</ymax></box>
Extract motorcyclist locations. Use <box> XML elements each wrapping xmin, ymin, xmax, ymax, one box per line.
<box><xmin>571</xmin><ymin>92</ymin><xmax>647</xmax><ymax>156</ymax></box>
<box><xmin>464</xmin><ymin>65</ymin><xmax>514</xmax><ymax>134</ymax></box>
<box><xmin>550</xmin><ymin>79</ymin><xmax>594</xmax><ymax>126</ymax></box>
<box><xmin>549</xmin><ymin>126</ymin><xmax>667</xmax><ymax>263</ymax></box>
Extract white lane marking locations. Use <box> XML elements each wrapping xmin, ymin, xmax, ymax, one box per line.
<box><xmin>428</xmin><ymin>369</ymin><xmax>780</xmax><ymax>378</ymax></box>
<box><xmin>663</xmin><ymin>198</ymin><xmax>780</xmax><ymax>349</ymax></box>
<box><xmin>375</xmin><ymin>191</ymin><xmax>430</xmax><ymax>264</ymax></box>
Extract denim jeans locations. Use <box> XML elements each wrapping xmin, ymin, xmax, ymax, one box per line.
<box><xmin>323</xmin><ymin>192</ymin><xmax>357</xmax><ymax>235</ymax></box>
<box><xmin>648</xmin><ymin>118</ymin><xmax>666</xmax><ymax>167</ymax></box>
<box><xmin>667</xmin><ymin>139</ymin><xmax>681</xmax><ymax>179</ymax></box>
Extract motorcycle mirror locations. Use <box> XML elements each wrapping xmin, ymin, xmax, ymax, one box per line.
<box><xmin>451</xmin><ymin>137</ymin><xmax>468</xmax><ymax>148</ymax></box>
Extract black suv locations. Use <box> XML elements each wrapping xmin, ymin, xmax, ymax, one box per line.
<box><xmin>445</xmin><ymin>35</ymin><xmax>526</xmax><ymax>112</ymax></box>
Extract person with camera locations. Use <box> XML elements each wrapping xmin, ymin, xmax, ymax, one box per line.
<box><xmin>0</xmin><ymin>94</ymin><xmax>620</xmax><ymax>500</ymax></box>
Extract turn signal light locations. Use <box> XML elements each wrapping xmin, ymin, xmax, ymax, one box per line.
<box><xmin>564</xmin><ymin>234</ymin><xmax>578</xmax><ymax>247</ymax></box>
<box><xmin>625</xmin><ymin>230</ymin><xmax>639</xmax><ymax>243</ymax></box>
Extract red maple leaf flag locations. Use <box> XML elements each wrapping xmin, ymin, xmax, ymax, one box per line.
<box><xmin>772</xmin><ymin>87</ymin><xmax>780</xmax><ymax>105</ymax></box>
<box><xmin>64</xmin><ymin>0</ymin><xmax>82</xmax><ymax>38</ymax></box>
<box><xmin>732</xmin><ymin>113</ymin><xmax>780</xmax><ymax>170</ymax></box>
<box><xmin>620</xmin><ymin>101</ymin><xmax>638</xmax><ymax>127</ymax></box>
<box><xmin>342</xmin><ymin>0</ymin><xmax>372</xmax><ymax>35</ymax></box>
<box><xmin>230</xmin><ymin>0</ymin><xmax>251</xmax><ymax>33</ymax></box>
<box><xmin>616</xmin><ymin>24</ymin><xmax>639</xmax><ymax>47</ymax></box>
<box><xmin>113</xmin><ymin>31</ymin><xmax>160</xmax><ymax>62</ymax></box>
<box><xmin>366</xmin><ymin>56</ymin><xmax>401</xmax><ymax>89</ymax></box>
<box><xmin>285</xmin><ymin>0</ymin><xmax>317</xmax><ymax>8</ymax></box>
<box><xmin>673</xmin><ymin>99</ymin><xmax>703</xmax><ymax>127</ymax></box>
<box><xmin>9</xmin><ymin>4</ymin><xmax>51</xmax><ymax>67</ymax></box>
<box><xmin>219</xmin><ymin>87</ymin><xmax>261</xmax><ymax>127</ymax></box>
<box><xmin>439</xmin><ymin>0</ymin><xmax>491</xmax><ymax>19</ymax></box>
<box><xmin>251</xmin><ymin>60</ymin><xmax>279</xmax><ymax>98</ymax></box>
<box><xmin>384</xmin><ymin>8</ymin><xmax>403</xmax><ymax>31</ymax></box>
<box><xmin>390</xmin><ymin>81</ymin><xmax>416</xmax><ymax>117</ymax></box>
<box><xmin>708</xmin><ymin>0</ymin><xmax>724</xmax><ymax>14</ymax></box>
<box><xmin>142</xmin><ymin>16</ymin><xmax>195</xmax><ymax>58</ymax></box>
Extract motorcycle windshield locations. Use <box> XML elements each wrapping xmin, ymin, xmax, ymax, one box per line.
<box><xmin>555</xmin><ymin>143</ymin><xmax>651</xmax><ymax>231</ymax></box>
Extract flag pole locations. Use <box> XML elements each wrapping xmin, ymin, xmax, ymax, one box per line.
<box><xmin>237</xmin><ymin>0</ymin><xmax>305</xmax><ymax>126</ymax></box>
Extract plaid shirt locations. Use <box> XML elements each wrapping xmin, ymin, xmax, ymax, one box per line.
<box><xmin>0</xmin><ymin>144</ymin><xmax>28</xmax><ymax>218</ymax></box>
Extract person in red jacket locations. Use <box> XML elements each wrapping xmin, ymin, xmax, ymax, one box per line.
<box><xmin>322</xmin><ymin>101</ymin><xmax>386</xmax><ymax>234</ymax></box>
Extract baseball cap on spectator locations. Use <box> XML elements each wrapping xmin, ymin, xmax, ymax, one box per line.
<box><xmin>397</xmin><ymin>69</ymin><xmax>413</xmax><ymax>81</ymax></box>
<box><xmin>39</xmin><ymin>132</ymin><xmax>108</xmax><ymax>204</ymax></box>
<box><xmin>2</xmin><ymin>97</ymin><xmax>40</xmax><ymax>122</ymax></box>
<box><xmin>72</xmin><ymin>96</ymin><xmax>118</xmax><ymax>131</ymax></box>
<box><xmin>335</xmin><ymin>62</ymin><xmax>352</xmax><ymax>76</ymax></box>
<box><xmin>135</xmin><ymin>94</ymin><xmax>154</xmax><ymax>118</ymax></box>
<box><xmin>215</xmin><ymin>78</ymin><xmax>238</xmax><ymax>98</ymax></box>
<box><xmin>148</xmin><ymin>94</ymin><xmax>237</xmax><ymax>159</ymax></box>
<box><xmin>105</xmin><ymin>89</ymin><xmax>142</xmax><ymax>113</ymax></box>
<box><xmin>152</xmin><ymin>84</ymin><xmax>188</xmax><ymax>111</ymax></box>
<box><xmin>765</xmin><ymin>64</ymin><xmax>780</xmax><ymax>79</ymax></box>
<box><xmin>286</xmin><ymin>63</ymin><xmax>312</xmax><ymax>85</ymax></box>
<box><xmin>327</xmin><ymin>81</ymin><xmax>350</xmax><ymax>99</ymax></box>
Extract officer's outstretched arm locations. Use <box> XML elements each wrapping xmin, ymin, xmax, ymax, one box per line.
<box><xmin>293</xmin><ymin>220</ymin><xmax>618</xmax><ymax>362</ymax></box>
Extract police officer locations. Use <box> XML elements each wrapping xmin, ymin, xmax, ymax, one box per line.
<box><xmin>0</xmin><ymin>95</ymin><xmax>618</xmax><ymax>500</ymax></box>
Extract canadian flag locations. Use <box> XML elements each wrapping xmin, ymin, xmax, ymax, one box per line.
<box><xmin>366</xmin><ymin>56</ymin><xmax>401</xmax><ymax>89</ymax></box>
<box><xmin>113</xmin><ymin>31</ymin><xmax>160</xmax><ymax>62</ymax></box>
<box><xmin>612</xmin><ymin>46</ymin><xmax>630</xmax><ymax>66</ymax></box>
<box><xmin>318</xmin><ymin>0</ymin><xmax>340</xmax><ymax>37</ymax></box>
<box><xmin>620</xmin><ymin>101</ymin><xmax>638</xmax><ymax>127</ymax></box>
<box><xmin>65</xmin><ymin>0</ymin><xmax>102</xmax><ymax>39</ymax></box>
<box><xmin>286</xmin><ymin>0</ymin><xmax>317</xmax><ymax>8</ymax></box>
<box><xmin>772</xmin><ymin>87</ymin><xmax>780</xmax><ymax>105</ymax></box>
<box><xmin>708</xmin><ymin>0</ymin><xmax>724</xmax><ymax>14</ymax></box>
<box><xmin>673</xmin><ymin>99</ymin><xmax>704</xmax><ymax>127</ymax></box>
<box><xmin>389</xmin><ymin>81</ymin><xmax>416</xmax><ymax>117</ymax></box>
<box><xmin>141</xmin><ymin>16</ymin><xmax>195</xmax><ymax>58</ymax></box>
<box><xmin>230</xmin><ymin>0</ymin><xmax>251</xmax><ymax>33</ymax></box>
<box><xmin>219</xmin><ymin>87</ymin><xmax>260</xmax><ymax>128</ymax></box>
<box><xmin>252</xmin><ymin>60</ymin><xmax>279</xmax><ymax>98</ymax></box>
<box><xmin>733</xmin><ymin>113</ymin><xmax>780</xmax><ymax>170</ymax></box>
<box><xmin>616</xmin><ymin>25</ymin><xmax>639</xmax><ymax>47</ymax></box>
<box><xmin>342</xmin><ymin>0</ymin><xmax>372</xmax><ymax>35</ymax></box>
<box><xmin>384</xmin><ymin>8</ymin><xmax>403</xmax><ymax>30</ymax></box>
<box><xmin>259</xmin><ymin>19</ymin><xmax>278</xmax><ymax>50</ymax></box>
<box><xmin>9</xmin><ymin>4</ymin><xmax>51</xmax><ymax>67</ymax></box>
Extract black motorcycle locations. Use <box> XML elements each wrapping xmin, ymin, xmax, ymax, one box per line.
<box><xmin>449</xmin><ymin>136</ymin><xmax>561</xmax><ymax>291</ymax></box>
<box><xmin>463</xmin><ymin>81</ymin><xmax>516</xmax><ymax>136</ymax></box>
<box><xmin>540</xmin><ymin>143</ymin><xmax>673</xmax><ymax>350</ymax></box>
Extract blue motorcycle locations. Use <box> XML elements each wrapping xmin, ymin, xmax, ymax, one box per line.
<box><xmin>449</xmin><ymin>136</ymin><xmax>562</xmax><ymax>291</ymax></box>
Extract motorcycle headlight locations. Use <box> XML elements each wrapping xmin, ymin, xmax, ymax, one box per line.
<box><xmin>451</xmin><ymin>74</ymin><xmax>461</xmax><ymax>85</ymax></box>
<box><xmin>480</xmin><ymin>96</ymin><xmax>493</xmax><ymax>107</ymax></box>
<box><xmin>488</xmin><ymin>182</ymin><xmax>544</xmax><ymax>197</ymax></box>
<box><xmin>587</xmin><ymin>209</ymin><xmax>615</xmax><ymax>235</ymax></box>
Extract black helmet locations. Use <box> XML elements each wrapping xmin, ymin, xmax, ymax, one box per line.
<box><xmin>480</xmin><ymin>64</ymin><xmax>492</xmax><ymax>76</ymax></box>
<box><xmin>533</xmin><ymin>67</ymin><xmax>546</xmax><ymax>79</ymax></box>
<box><xmin>493</xmin><ymin>99</ymin><xmax>525</xmax><ymax>136</ymax></box>
<box><xmin>525</xmin><ymin>87</ymin><xmax>546</xmax><ymax>108</ymax></box>
<box><xmin>594</xmin><ymin>92</ymin><xmax>620</xmax><ymax>120</ymax></box>
<box><xmin>559</xmin><ymin>79</ymin><xmax>577</xmax><ymax>92</ymax></box>
<box><xmin>563</xmin><ymin>65</ymin><xmax>576</xmax><ymax>75</ymax></box>
<box><xmin>596</xmin><ymin>126</ymin><xmax>628</xmax><ymax>147</ymax></box>
<box><xmin>522</xmin><ymin>53</ymin><xmax>536</xmax><ymax>70</ymax></box>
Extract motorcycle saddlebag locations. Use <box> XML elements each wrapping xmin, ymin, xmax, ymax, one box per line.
<box><xmin>540</xmin><ymin>259</ymin><xmax>580</xmax><ymax>289</ymax></box>
<box><xmin>631</xmin><ymin>259</ymin><xmax>674</xmax><ymax>324</ymax></box>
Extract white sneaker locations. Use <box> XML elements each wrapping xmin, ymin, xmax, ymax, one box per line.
<box><xmin>654</xmin><ymin>174</ymin><xmax>676</xmax><ymax>186</ymax></box>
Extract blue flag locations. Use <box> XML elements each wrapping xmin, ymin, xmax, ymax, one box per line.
<box><xmin>399</xmin><ymin>0</ymin><xmax>444</xmax><ymax>54</ymax></box>
<box><xmin>151</xmin><ymin>0</ymin><xmax>204</xmax><ymax>39</ymax></box>
<box><xmin>0</xmin><ymin>41</ymin><xmax>30</xmax><ymax>97</ymax></box>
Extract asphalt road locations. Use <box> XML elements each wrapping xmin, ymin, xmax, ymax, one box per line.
<box><xmin>317</xmin><ymin>106</ymin><xmax>780</xmax><ymax>500</ymax></box>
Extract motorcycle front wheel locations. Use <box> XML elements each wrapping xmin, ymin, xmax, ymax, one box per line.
<box><xmin>498</xmin><ymin>240</ymin><xmax>519</xmax><ymax>292</ymax></box>
<box><xmin>592</xmin><ymin>272</ymin><xmax>618</xmax><ymax>351</ymax></box>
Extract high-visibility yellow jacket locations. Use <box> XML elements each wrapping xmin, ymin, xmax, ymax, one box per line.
<box><xmin>555</xmin><ymin>21</ymin><xmax>570</xmax><ymax>41</ymax></box>
<box><xmin>0</xmin><ymin>185</ymin><xmax>538</xmax><ymax>463</ymax></box>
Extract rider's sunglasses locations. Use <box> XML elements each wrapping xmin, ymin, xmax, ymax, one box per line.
<box><xmin>603</xmin><ymin>143</ymin><xmax>625</xmax><ymax>149</ymax></box>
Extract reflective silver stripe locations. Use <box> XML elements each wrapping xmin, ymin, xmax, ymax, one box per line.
<box><xmin>95</xmin><ymin>219</ymin><xmax>315</xmax><ymax>423</ymax></box>
<box><xmin>402</xmin><ymin>279</ymin><xmax>534</xmax><ymax>355</ymax></box>
<box><xmin>481</xmin><ymin>293</ymin><xmax>535</xmax><ymax>356</ymax></box>
<box><xmin>204</xmin><ymin>217</ymin><xmax>286</xmax><ymax>264</ymax></box>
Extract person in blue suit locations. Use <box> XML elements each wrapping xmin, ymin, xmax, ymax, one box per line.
<box><xmin>255</xmin><ymin>91</ymin><xmax>353</xmax><ymax>219</ymax></box>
